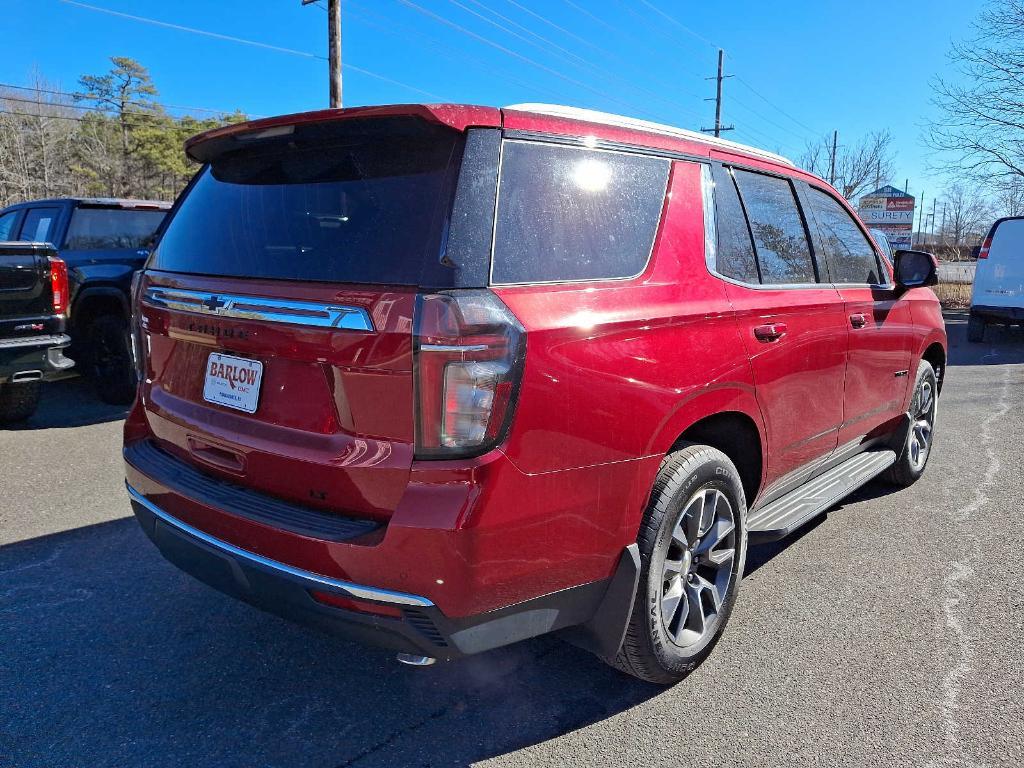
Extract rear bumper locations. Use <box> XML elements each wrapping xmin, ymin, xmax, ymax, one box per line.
<box><xmin>0</xmin><ymin>334</ymin><xmax>74</xmax><ymax>383</ymax></box>
<box><xmin>972</xmin><ymin>305</ymin><xmax>1024</xmax><ymax>322</ymax></box>
<box><xmin>127</xmin><ymin>483</ymin><xmax>629</xmax><ymax>659</ymax></box>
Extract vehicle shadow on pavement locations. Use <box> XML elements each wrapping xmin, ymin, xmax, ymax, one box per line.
<box><xmin>5</xmin><ymin>375</ymin><xmax>128</xmax><ymax>431</ymax></box>
<box><xmin>943</xmin><ymin>309</ymin><xmax>1024</xmax><ymax>367</ymax></box>
<box><xmin>0</xmin><ymin>517</ymin><xmax>663</xmax><ymax>768</ymax></box>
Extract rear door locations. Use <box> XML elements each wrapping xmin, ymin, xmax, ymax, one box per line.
<box><xmin>712</xmin><ymin>164</ymin><xmax>847</xmax><ymax>496</ymax></box>
<box><xmin>137</xmin><ymin>115</ymin><xmax>473</xmax><ymax>520</ymax></box>
<box><xmin>974</xmin><ymin>217</ymin><xmax>1024</xmax><ymax>311</ymax></box>
<box><xmin>802</xmin><ymin>185</ymin><xmax>915</xmax><ymax>446</ymax></box>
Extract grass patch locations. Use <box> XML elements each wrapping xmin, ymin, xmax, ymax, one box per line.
<box><xmin>932</xmin><ymin>282</ymin><xmax>972</xmax><ymax>309</ymax></box>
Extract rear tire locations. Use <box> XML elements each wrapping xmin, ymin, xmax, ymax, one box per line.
<box><xmin>966</xmin><ymin>312</ymin><xmax>986</xmax><ymax>343</ymax></box>
<box><xmin>885</xmin><ymin>360</ymin><xmax>937</xmax><ymax>488</ymax></box>
<box><xmin>0</xmin><ymin>381</ymin><xmax>41</xmax><ymax>424</ymax></box>
<box><xmin>89</xmin><ymin>314</ymin><xmax>137</xmax><ymax>405</ymax></box>
<box><xmin>608</xmin><ymin>443</ymin><xmax>747</xmax><ymax>684</ymax></box>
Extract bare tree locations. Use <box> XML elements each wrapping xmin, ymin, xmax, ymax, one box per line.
<box><xmin>0</xmin><ymin>70</ymin><xmax>82</xmax><ymax>207</ymax></box>
<box><xmin>994</xmin><ymin>178</ymin><xmax>1024</xmax><ymax>217</ymax></box>
<box><xmin>939</xmin><ymin>183</ymin><xmax>993</xmax><ymax>258</ymax></box>
<box><xmin>800</xmin><ymin>130</ymin><xmax>895</xmax><ymax>201</ymax></box>
<box><xmin>927</xmin><ymin>1</ymin><xmax>1024</xmax><ymax>188</ymax></box>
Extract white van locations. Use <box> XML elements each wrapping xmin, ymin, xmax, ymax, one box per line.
<box><xmin>968</xmin><ymin>216</ymin><xmax>1024</xmax><ymax>342</ymax></box>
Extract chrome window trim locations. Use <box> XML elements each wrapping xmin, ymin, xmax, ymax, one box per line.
<box><xmin>143</xmin><ymin>287</ymin><xmax>374</xmax><ymax>331</ymax></box>
<box><xmin>125</xmin><ymin>484</ymin><xmax>434</xmax><ymax>607</ymax></box>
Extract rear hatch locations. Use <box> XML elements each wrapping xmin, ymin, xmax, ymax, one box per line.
<box><xmin>136</xmin><ymin>113</ymin><xmax>484</xmax><ymax>521</ymax></box>
<box><xmin>0</xmin><ymin>242</ymin><xmax>60</xmax><ymax>339</ymax></box>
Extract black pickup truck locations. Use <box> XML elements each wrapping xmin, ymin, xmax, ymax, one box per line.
<box><xmin>0</xmin><ymin>242</ymin><xmax>75</xmax><ymax>422</ymax></box>
<box><xmin>0</xmin><ymin>198</ymin><xmax>169</xmax><ymax>403</ymax></box>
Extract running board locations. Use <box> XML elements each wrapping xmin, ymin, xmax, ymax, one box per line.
<box><xmin>747</xmin><ymin>449</ymin><xmax>897</xmax><ymax>543</ymax></box>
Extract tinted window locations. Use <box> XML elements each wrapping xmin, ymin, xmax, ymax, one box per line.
<box><xmin>19</xmin><ymin>207</ymin><xmax>60</xmax><ymax>243</ymax></box>
<box><xmin>152</xmin><ymin>118</ymin><xmax>463</xmax><ymax>285</ymax></box>
<box><xmin>809</xmin><ymin>189</ymin><xmax>882</xmax><ymax>284</ymax></box>
<box><xmin>65</xmin><ymin>208</ymin><xmax>166</xmax><ymax>250</ymax></box>
<box><xmin>0</xmin><ymin>210</ymin><xmax>19</xmax><ymax>240</ymax></box>
<box><xmin>711</xmin><ymin>164</ymin><xmax>759</xmax><ymax>282</ymax></box>
<box><xmin>733</xmin><ymin>170</ymin><xmax>816</xmax><ymax>284</ymax></box>
<box><xmin>491</xmin><ymin>141</ymin><xmax>669</xmax><ymax>284</ymax></box>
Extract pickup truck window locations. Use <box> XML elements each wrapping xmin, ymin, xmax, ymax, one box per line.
<box><xmin>64</xmin><ymin>208</ymin><xmax>166</xmax><ymax>250</ymax></box>
<box><xmin>19</xmin><ymin>207</ymin><xmax>60</xmax><ymax>243</ymax></box>
<box><xmin>0</xmin><ymin>211</ymin><xmax>18</xmax><ymax>240</ymax></box>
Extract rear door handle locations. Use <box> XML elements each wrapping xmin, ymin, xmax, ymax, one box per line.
<box><xmin>849</xmin><ymin>313</ymin><xmax>867</xmax><ymax>329</ymax></box>
<box><xmin>753</xmin><ymin>322</ymin><xmax>787</xmax><ymax>342</ymax></box>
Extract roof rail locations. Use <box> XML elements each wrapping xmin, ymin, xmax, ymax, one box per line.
<box><xmin>504</xmin><ymin>103</ymin><xmax>795</xmax><ymax>167</ymax></box>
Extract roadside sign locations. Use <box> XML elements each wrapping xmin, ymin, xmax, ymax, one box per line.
<box><xmin>858</xmin><ymin>185</ymin><xmax>915</xmax><ymax>250</ymax></box>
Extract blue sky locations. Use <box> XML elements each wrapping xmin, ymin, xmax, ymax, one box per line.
<box><xmin>5</xmin><ymin>0</ymin><xmax>987</xmax><ymax>202</ymax></box>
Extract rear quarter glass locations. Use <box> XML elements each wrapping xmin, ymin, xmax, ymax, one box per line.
<box><xmin>150</xmin><ymin>116</ymin><xmax>467</xmax><ymax>287</ymax></box>
<box><xmin>490</xmin><ymin>140</ymin><xmax>670</xmax><ymax>285</ymax></box>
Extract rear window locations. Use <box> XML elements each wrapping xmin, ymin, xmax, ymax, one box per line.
<box><xmin>65</xmin><ymin>208</ymin><xmax>166</xmax><ymax>250</ymax></box>
<box><xmin>491</xmin><ymin>141</ymin><xmax>669</xmax><ymax>284</ymax></box>
<box><xmin>151</xmin><ymin>118</ymin><xmax>463</xmax><ymax>285</ymax></box>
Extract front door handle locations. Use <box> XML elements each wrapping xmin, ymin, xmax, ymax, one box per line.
<box><xmin>849</xmin><ymin>313</ymin><xmax>867</xmax><ymax>329</ymax></box>
<box><xmin>753</xmin><ymin>322</ymin><xmax>788</xmax><ymax>342</ymax></box>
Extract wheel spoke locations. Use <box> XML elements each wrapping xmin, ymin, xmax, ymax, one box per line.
<box><xmin>696</xmin><ymin>516</ymin><xmax>734</xmax><ymax>554</ymax></box>
<box><xmin>671</xmin><ymin>520</ymin><xmax>689</xmax><ymax>549</ymax></box>
<box><xmin>683</xmin><ymin>492</ymin><xmax>705</xmax><ymax>541</ymax></box>
<box><xmin>662</xmin><ymin>577</ymin><xmax>684</xmax><ymax>628</ymax></box>
<box><xmin>695</xmin><ymin>573</ymin><xmax>723</xmax><ymax>612</ymax></box>
<box><xmin>705</xmin><ymin>546</ymin><xmax>735</xmax><ymax>567</ymax></box>
<box><xmin>663</xmin><ymin>557</ymin><xmax>685</xmax><ymax>577</ymax></box>
<box><xmin>684</xmin><ymin>581</ymin><xmax>707</xmax><ymax>636</ymax></box>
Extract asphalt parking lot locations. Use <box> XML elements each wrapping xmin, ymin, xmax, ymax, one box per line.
<box><xmin>2</xmin><ymin>310</ymin><xmax>1022</xmax><ymax>768</ymax></box>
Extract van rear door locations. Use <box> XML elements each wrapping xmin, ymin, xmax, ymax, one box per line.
<box><xmin>135</xmin><ymin>114</ymin><xmax>494</xmax><ymax>521</ymax></box>
<box><xmin>973</xmin><ymin>216</ymin><xmax>1024</xmax><ymax>313</ymax></box>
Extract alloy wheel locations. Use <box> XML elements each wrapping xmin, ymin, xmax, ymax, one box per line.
<box><xmin>660</xmin><ymin>487</ymin><xmax>737</xmax><ymax>648</ymax></box>
<box><xmin>908</xmin><ymin>377</ymin><xmax>936</xmax><ymax>471</ymax></box>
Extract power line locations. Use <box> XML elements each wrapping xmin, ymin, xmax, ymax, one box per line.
<box><xmin>61</xmin><ymin>0</ymin><xmax>325</xmax><ymax>59</ymax></box>
<box><xmin>449</xmin><ymin>0</ymin><xmax>706</xmax><ymax>122</ymax></box>
<box><xmin>59</xmin><ymin>0</ymin><xmax>442</xmax><ymax>100</ymax></box>
<box><xmin>0</xmin><ymin>82</ymin><xmax>249</xmax><ymax>117</ymax></box>
<box><xmin>394</xmin><ymin>0</ymin><xmax>660</xmax><ymax>119</ymax></box>
<box><xmin>734</xmin><ymin>75</ymin><xmax>820</xmax><ymax>137</ymax></box>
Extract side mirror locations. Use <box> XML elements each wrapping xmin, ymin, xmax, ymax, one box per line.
<box><xmin>893</xmin><ymin>249</ymin><xmax>938</xmax><ymax>290</ymax></box>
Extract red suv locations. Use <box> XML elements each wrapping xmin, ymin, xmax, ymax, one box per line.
<box><xmin>123</xmin><ymin>103</ymin><xmax>946</xmax><ymax>684</ymax></box>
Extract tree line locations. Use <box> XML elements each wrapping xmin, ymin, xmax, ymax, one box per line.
<box><xmin>0</xmin><ymin>57</ymin><xmax>244</xmax><ymax>208</ymax></box>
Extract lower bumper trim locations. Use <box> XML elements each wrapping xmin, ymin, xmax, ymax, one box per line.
<box><xmin>125</xmin><ymin>483</ymin><xmax>432</xmax><ymax>608</ymax></box>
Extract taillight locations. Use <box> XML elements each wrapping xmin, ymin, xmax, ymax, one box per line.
<box><xmin>48</xmin><ymin>256</ymin><xmax>68</xmax><ymax>315</ymax></box>
<box><xmin>413</xmin><ymin>290</ymin><xmax>526</xmax><ymax>459</ymax></box>
<box><xmin>978</xmin><ymin>237</ymin><xmax>992</xmax><ymax>259</ymax></box>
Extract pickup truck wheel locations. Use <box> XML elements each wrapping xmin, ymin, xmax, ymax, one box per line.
<box><xmin>89</xmin><ymin>314</ymin><xmax>137</xmax><ymax>405</ymax></box>
<box><xmin>966</xmin><ymin>313</ymin><xmax>986</xmax><ymax>343</ymax></box>
<box><xmin>608</xmin><ymin>443</ymin><xmax>747</xmax><ymax>684</ymax></box>
<box><xmin>0</xmin><ymin>381</ymin><xmax>41</xmax><ymax>424</ymax></box>
<box><xmin>885</xmin><ymin>360</ymin><xmax>937</xmax><ymax>488</ymax></box>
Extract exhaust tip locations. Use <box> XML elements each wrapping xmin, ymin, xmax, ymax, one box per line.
<box><xmin>396</xmin><ymin>653</ymin><xmax>436</xmax><ymax>667</ymax></box>
<box><xmin>11</xmin><ymin>370</ymin><xmax>43</xmax><ymax>383</ymax></box>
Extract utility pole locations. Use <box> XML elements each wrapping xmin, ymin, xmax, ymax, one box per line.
<box><xmin>940</xmin><ymin>202</ymin><xmax>947</xmax><ymax>245</ymax></box>
<box><xmin>828</xmin><ymin>130</ymin><xmax>838</xmax><ymax>186</ymax></box>
<box><xmin>303</xmin><ymin>0</ymin><xmax>342</xmax><ymax>108</ymax></box>
<box><xmin>701</xmin><ymin>49</ymin><xmax>734</xmax><ymax>138</ymax></box>
<box><xmin>930</xmin><ymin>198</ymin><xmax>937</xmax><ymax>242</ymax></box>
<box><xmin>916</xmin><ymin>190</ymin><xmax>926</xmax><ymax>247</ymax></box>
